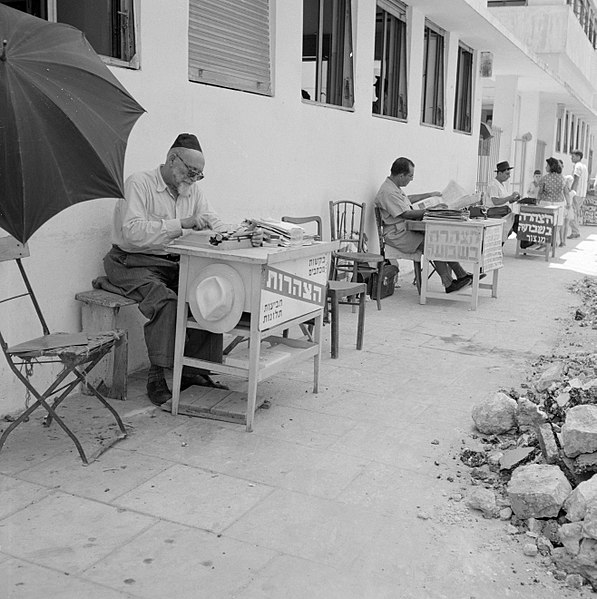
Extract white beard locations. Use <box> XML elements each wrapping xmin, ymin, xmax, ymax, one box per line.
<box><xmin>177</xmin><ymin>181</ymin><xmax>192</xmax><ymax>196</ymax></box>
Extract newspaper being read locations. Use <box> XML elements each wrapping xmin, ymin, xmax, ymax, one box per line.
<box><xmin>411</xmin><ymin>180</ymin><xmax>479</xmax><ymax>211</ymax></box>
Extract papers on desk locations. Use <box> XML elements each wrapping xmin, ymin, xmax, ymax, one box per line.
<box><xmin>423</xmin><ymin>208</ymin><xmax>470</xmax><ymax>221</ymax></box>
<box><xmin>248</xmin><ymin>218</ymin><xmax>316</xmax><ymax>246</ymax></box>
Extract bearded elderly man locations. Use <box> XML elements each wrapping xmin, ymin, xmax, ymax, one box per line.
<box><xmin>103</xmin><ymin>133</ymin><xmax>231</xmax><ymax>406</ymax></box>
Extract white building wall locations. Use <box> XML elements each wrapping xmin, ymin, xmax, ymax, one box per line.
<box><xmin>0</xmin><ymin>1</ymin><xmax>493</xmax><ymax>415</ymax></box>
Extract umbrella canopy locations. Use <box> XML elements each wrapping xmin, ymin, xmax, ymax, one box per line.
<box><xmin>0</xmin><ymin>5</ymin><xmax>145</xmax><ymax>243</ymax></box>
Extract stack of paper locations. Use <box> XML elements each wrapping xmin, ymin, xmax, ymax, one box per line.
<box><xmin>423</xmin><ymin>208</ymin><xmax>470</xmax><ymax>221</ymax></box>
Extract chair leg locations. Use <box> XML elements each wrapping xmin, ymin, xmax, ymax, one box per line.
<box><xmin>330</xmin><ymin>293</ymin><xmax>339</xmax><ymax>359</ymax></box>
<box><xmin>375</xmin><ymin>263</ymin><xmax>383</xmax><ymax>311</ymax></box>
<box><xmin>356</xmin><ymin>290</ymin><xmax>366</xmax><ymax>350</ymax></box>
<box><xmin>413</xmin><ymin>262</ymin><xmax>422</xmax><ymax>295</ymax></box>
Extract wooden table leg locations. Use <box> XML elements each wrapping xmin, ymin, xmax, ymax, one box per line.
<box><xmin>420</xmin><ymin>257</ymin><xmax>429</xmax><ymax>304</ymax></box>
<box><xmin>312</xmin><ymin>311</ymin><xmax>322</xmax><ymax>394</ymax></box>
<box><xmin>171</xmin><ymin>256</ymin><xmax>191</xmax><ymax>416</ymax></box>
<box><xmin>245</xmin><ymin>319</ymin><xmax>261</xmax><ymax>433</ymax></box>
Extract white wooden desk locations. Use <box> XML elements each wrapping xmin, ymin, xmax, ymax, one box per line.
<box><xmin>407</xmin><ymin>218</ymin><xmax>504</xmax><ymax>310</ymax></box>
<box><xmin>167</xmin><ymin>240</ymin><xmax>336</xmax><ymax>431</ymax></box>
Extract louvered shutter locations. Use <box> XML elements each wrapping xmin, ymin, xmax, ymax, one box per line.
<box><xmin>377</xmin><ymin>0</ymin><xmax>406</xmax><ymax>19</ymax></box>
<box><xmin>188</xmin><ymin>0</ymin><xmax>272</xmax><ymax>95</ymax></box>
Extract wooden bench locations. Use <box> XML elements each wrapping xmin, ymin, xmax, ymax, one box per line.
<box><xmin>75</xmin><ymin>289</ymin><xmax>137</xmax><ymax>400</ymax></box>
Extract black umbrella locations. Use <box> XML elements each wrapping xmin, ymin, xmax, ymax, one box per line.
<box><xmin>0</xmin><ymin>5</ymin><xmax>145</xmax><ymax>243</ymax></box>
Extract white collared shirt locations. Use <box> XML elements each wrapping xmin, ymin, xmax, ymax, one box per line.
<box><xmin>112</xmin><ymin>166</ymin><xmax>227</xmax><ymax>254</ymax></box>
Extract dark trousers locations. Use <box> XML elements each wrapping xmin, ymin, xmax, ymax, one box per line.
<box><xmin>103</xmin><ymin>246</ymin><xmax>221</xmax><ymax>369</ymax></box>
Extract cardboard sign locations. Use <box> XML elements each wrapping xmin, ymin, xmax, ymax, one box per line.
<box><xmin>424</xmin><ymin>223</ymin><xmax>483</xmax><ymax>262</ymax></box>
<box><xmin>259</xmin><ymin>254</ymin><xmax>328</xmax><ymax>331</ymax></box>
<box><xmin>517</xmin><ymin>210</ymin><xmax>555</xmax><ymax>244</ymax></box>
<box><xmin>582</xmin><ymin>199</ymin><xmax>597</xmax><ymax>226</ymax></box>
<box><xmin>481</xmin><ymin>224</ymin><xmax>504</xmax><ymax>271</ymax></box>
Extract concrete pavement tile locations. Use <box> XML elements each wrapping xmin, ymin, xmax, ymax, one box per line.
<box><xmin>224</xmin><ymin>488</ymin><xmax>384</xmax><ymax>569</ymax></box>
<box><xmin>337</xmin><ymin>462</ymin><xmax>456</xmax><ymax>518</ymax></box>
<box><xmin>0</xmin><ymin>475</ymin><xmax>52</xmax><ymax>520</ymax></box>
<box><xmin>246</xmin><ymin>404</ymin><xmax>358</xmax><ymax>449</ymax></box>
<box><xmin>3</xmin><ymin>557</ymin><xmax>136</xmax><ymax>599</ymax></box>
<box><xmin>233</xmin><ymin>554</ymin><xmax>402</xmax><ymax>599</ymax></box>
<box><xmin>16</xmin><ymin>447</ymin><xmax>173</xmax><ymax>502</ymax></box>
<box><xmin>114</xmin><ymin>463</ymin><xmax>273</xmax><ymax>533</ymax></box>
<box><xmin>0</xmin><ymin>413</ymin><xmax>72</xmax><ymax>476</ymax></box>
<box><xmin>84</xmin><ymin>520</ymin><xmax>275</xmax><ymax>599</ymax></box>
<box><xmin>301</xmin><ymin>388</ymin><xmax>431</xmax><ymax>424</ymax></box>
<box><xmin>327</xmin><ymin>421</ymin><xmax>443</xmax><ymax>473</ymax></box>
<box><xmin>0</xmin><ymin>492</ymin><xmax>156</xmax><ymax>574</ymax></box>
<box><xmin>156</xmin><ymin>427</ymin><xmax>368</xmax><ymax>500</ymax></box>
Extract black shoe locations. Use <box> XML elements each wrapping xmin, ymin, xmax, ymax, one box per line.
<box><xmin>445</xmin><ymin>277</ymin><xmax>472</xmax><ymax>294</ymax></box>
<box><xmin>458</xmin><ymin>272</ymin><xmax>486</xmax><ymax>283</ymax></box>
<box><xmin>147</xmin><ymin>378</ymin><xmax>172</xmax><ymax>406</ymax></box>
<box><xmin>568</xmin><ymin>234</ymin><xmax>580</xmax><ymax>239</ymax></box>
<box><xmin>181</xmin><ymin>373</ymin><xmax>229</xmax><ymax>391</ymax></box>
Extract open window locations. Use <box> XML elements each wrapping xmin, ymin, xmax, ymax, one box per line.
<box><xmin>454</xmin><ymin>43</ymin><xmax>473</xmax><ymax>134</ymax></box>
<box><xmin>372</xmin><ymin>0</ymin><xmax>408</xmax><ymax>120</ymax></box>
<box><xmin>421</xmin><ymin>20</ymin><xmax>445</xmax><ymax>128</ymax></box>
<box><xmin>302</xmin><ymin>0</ymin><xmax>354</xmax><ymax>108</ymax></box>
<box><xmin>1</xmin><ymin>0</ymin><xmax>137</xmax><ymax>67</ymax></box>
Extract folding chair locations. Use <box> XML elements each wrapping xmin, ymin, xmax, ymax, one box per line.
<box><xmin>281</xmin><ymin>216</ymin><xmax>366</xmax><ymax>358</ymax></box>
<box><xmin>0</xmin><ymin>236</ymin><xmax>127</xmax><ymax>465</ymax></box>
<box><xmin>328</xmin><ymin>200</ymin><xmax>386</xmax><ymax>310</ymax></box>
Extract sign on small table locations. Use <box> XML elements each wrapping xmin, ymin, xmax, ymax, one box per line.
<box><xmin>582</xmin><ymin>198</ymin><xmax>597</xmax><ymax>226</ymax></box>
<box><xmin>517</xmin><ymin>209</ymin><xmax>555</xmax><ymax>244</ymax></box>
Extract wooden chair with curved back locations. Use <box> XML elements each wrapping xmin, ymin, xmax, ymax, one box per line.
<box><xmin>328</xmin><ymin>200</ymin><xmax>386</xmax><ymax>310</ymax></box>
<box><xmin>281</xmin><ymin>215</ymin><xmax>366</xmax><ymax>359</ymax></box>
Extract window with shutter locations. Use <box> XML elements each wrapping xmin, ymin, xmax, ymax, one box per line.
<box><xmin>188</xmin><ymin>0</ymin><xmax>272</xmax><ymax>96</ymax></box>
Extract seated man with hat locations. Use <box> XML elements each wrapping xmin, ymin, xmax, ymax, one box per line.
<box><xmin>102</xmin><ymin>133</ymin><xmax>239</xmax><ymax>405</ymax></box>
<box><xmin>486</xmin><ymin>160</ymin><xmax>521</xmax><ymax>243</ymax></box>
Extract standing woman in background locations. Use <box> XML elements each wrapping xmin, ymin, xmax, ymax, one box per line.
<box><xmin>537</xmin><ymin>157</ymin><xmax>569</xmax><ymax>247</ymax></box>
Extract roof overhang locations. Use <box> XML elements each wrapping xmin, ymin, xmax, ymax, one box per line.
<box><xmin>408</xmin><ymin>0</ymin><xmax>597</xmax><ymax>125</ymax></box>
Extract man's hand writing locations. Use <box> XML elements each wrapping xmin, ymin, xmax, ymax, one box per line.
<box><xmin>181</xmin><ymin>215</ymin><xmax>209</xmax><ymax>230</ymax></box>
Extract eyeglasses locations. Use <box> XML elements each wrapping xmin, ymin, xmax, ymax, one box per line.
<box><xmin>174</xmin><ymin>154</ymin><xmax>204</xmax><ymax>181</ymax></box>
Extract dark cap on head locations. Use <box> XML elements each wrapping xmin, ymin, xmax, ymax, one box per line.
<box><xmin>170</xmin><ymin>133</ymin><xmax>202</xmax><ymax>152</ymax></box>
<box><xmin>533</xmin><ymin>169</ymin><xmax>541</xmax><ymax>175</ymax></box>
<box><xmin>496</xmin><ymin>161</ymin><xmax>513</xmax><ymax>172</ymax></box>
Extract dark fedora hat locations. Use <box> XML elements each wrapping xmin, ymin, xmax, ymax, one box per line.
<box><xmin>496</xmin><ymin>160</ymin><xmax>513</xmax><ymax>172</ymax></box>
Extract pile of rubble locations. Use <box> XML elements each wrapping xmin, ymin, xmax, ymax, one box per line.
<box><xmin>459</xmin><ymin>351</ymin><xmax>597</xmax><ymax>591</ymax></box>
<box><xmin>569</xmin><ymin>277</ymin><xmax>597</xmax><ymax>328</ymax></box>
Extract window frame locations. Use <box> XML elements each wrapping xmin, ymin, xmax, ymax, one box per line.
<box><xmin>421</xmin><ymin>19</ymin><xmax>445</xmax><ymax>128</ymax></box>
<box><xmin>2</xmin><ymin>0</ymin><xmax>139</xmax><ymax>68</ymax></box>
<box><xmin>301</xmin><ymin>0</ymin><xmax>355</xmax><ymax>110</ymax></box>
<box><xmin>372</xmin><ymin>0</ymin><xmax>408</xmax><ymax>121</ymax></box>
<box><xmin>453</xmin><ymin>42</ymin><xmax>473</xmax><ymax>134</ymax></box>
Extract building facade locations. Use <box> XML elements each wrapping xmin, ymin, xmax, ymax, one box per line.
<box><xmin>1</xmin><ymin>0</ymin><xmax>596</xmax><ymax>414</ymax></box>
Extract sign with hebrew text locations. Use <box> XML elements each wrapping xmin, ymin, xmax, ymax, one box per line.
<box><xmin>260</xmin><ymin>254</ymin><xmax>328</xmax><ymax>331</ymax></box>
<box><xmin>481</xmin><ymin>223</ymin><xmax>504</xmax><ymax>271</ymax></box>
<box><xmin>424</xmin><ymin>223</ymin><xmax>483</xmax><ymax>263</ymax></box>
<box><xmin>517</xmin><ymin>209</ymin><xmax>555</xmax><ymax>244</ymax></box>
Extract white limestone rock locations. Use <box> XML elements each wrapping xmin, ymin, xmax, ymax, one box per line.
<box><xmin>465</xmin><ymin>487</ymin><xmax>498</xmax><ymax>518</ymax></box>
<box><xmin>559</xmin><ymin>522</ymin><xmax>584</xmax><ymax>556</ymax></box>
<box><xmin>582</xmin><ymin>501</ymin><xmax>597</xmax><ymax>540</ymax></box>
<box><xmin>564</xmin><ymin>475</ymin><xmax>597</xmax><ymax>522</ymax></box>
<box><xmin>516</xmin><ymin>397</ymin><xmax>547</xmax><ymax>431</ymax></box>
<box><xmin>535</xmin><ymin>362</ymin><xmax>564</xmax><ymax>391</ymax></box>
<box><xmin>562</xmin><ymin>405</ymin><xmax>597</xmax><ymax>458</ymax></box>
<box><xmin>507</xmin><ymin>464</ymin><xmax>572</xmax><ymax>519</ymax></box>
<box><xmin>471</xmin><ymin>392</ymin><xmax>517</xmax><ymax>435</ymax></box>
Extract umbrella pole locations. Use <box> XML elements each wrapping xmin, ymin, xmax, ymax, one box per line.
<box><xmin>16</xmin><ymin>259</ymin><xmax>50</xmax><ymax>335</ymax></box>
